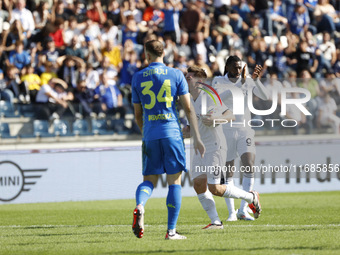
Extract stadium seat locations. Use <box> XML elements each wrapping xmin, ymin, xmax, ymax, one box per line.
<box><xmin>53</xmin><ymin>119</ymin><xmax>72</xmax><ymax>136</ymax></box>
<box><xmin>72</xmin><ymin>119</ymin><xmax>91</xmax><ymax>136</ymax></box>
<box><xmin>18</xmin><ymin>103</ymin><xmax>36</xmax><ymax>118</ymax></box>
<box><xmin>110</xmin><ymin>119</ymin><xmax>130</xmax><ymax>135</ymax></box>
<box><xmin>0</xmin><ymin>101</ymin><xmax>19</xmax><ymax>118</ymax></box>
<box><xmin>0</xmin><ymin>122</ymin><xmax>15</xmax><ymax>138</ymax></box>
<box><xmin>91</xmin><ymin>119</ymin><xmax>114</xmax><ymax>135</ymax></box>
<box><xmin>33</xmin><ymin>120</ymin><xmax>54</xmax><ymax>137</ymax></box>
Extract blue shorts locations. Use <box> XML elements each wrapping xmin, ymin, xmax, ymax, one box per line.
<box><xmin>142</xmin><ymin>136</ymin><xmax>187</xmax><ymax>176</ymax></box>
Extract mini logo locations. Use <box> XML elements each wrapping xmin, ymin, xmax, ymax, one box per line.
<box><xmin>196</xmin><ymin>82</ymin><xmax>223</xmax><ymax>106</ymax></box>
<box><xmin>0</xmin><ymin>161</ymin><xmax>47</xmax><ymax>202</ymax></box>
<box><xmin>141</xmin><ymin>188</ymin><xmax>150</xmax><ymax>195</ymax></box>
<box><xmin>167</xmin><ymin>203</ymin><xmax>176</xmax><ymax>208</ymax></box>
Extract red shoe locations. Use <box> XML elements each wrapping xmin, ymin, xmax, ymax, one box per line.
<box><xmin>132</xmin><ymin>205</ymin><xmax>144</xmax><ymax>238</ymax></box>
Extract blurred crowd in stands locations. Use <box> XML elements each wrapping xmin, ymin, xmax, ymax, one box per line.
<box><xmin>0</xmin><ymin>0</ymin><xmax>339</xmax><ymax>136</ymax></box>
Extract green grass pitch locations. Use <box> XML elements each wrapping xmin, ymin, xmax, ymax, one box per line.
<box><xmin>1</xmin><ymin>191</ymin><xmax>340</xmax><ymax>254</ymax></box>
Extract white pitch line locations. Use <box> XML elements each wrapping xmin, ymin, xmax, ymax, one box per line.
<box><xmin>0</xmin><ymin>224</ymin><xmax>340</xmax><ymax>229</ymax></box>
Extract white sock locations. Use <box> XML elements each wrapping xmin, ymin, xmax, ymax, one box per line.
<box><xmin>197</xmin><ymin>191</ymin><xmax>221</xmax><ymax>224</ymax></box>
<box><xmin>224</xmin><ymin>178</ymin><xmax>236</xmax><ymax>215</ymax></box>
<box><xmin>223</xmin><ymin>184</ymin><xmax>253</xmax><ymax>204</ymax></box>
<box><xmin>168</xmin><ymin>228</ymin><xmax>176</xmax><ymax>235</ymax></box>
<box><xmin>239</xmin><ymin>176</ymin><xmax>254</xmax><ymax>212</ymax></box>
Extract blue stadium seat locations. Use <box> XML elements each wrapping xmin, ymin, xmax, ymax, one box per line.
<box><xmin>33</xmin><ymin>120</ymin><xmax>54</xmax><ymax>137</ymax></box>
<box><xmin>91</xmin><ymin>119</ymin><xmax>114</xmax><ymax>135</ymax></box>
<box><xmin>53</xmin><ymin>119</ymin><xmax>72</xmax><ymax>136</ymax></box>
<box><xmin>0</xmin><ymin>101</ymin><xmax>19</xmax><ymax>118</ymax></box>
<box><xmin>72</xmin><ymin>119</ymin><xmax>91</xmax><ymax>136</ymax></box>
<box><xmin>110</xmin><ymin>119</ymin><xmax>130</xmax><ymax>135</ymax></box>
<box><xmin>0</xmin><ymin>122</ymin><xmax>15</xmax><ymax>138</ymax></box>
<box><xmin>18</xmin><ymin>103</ymin><xmax>36</xmax><ymax>117</ymax></box>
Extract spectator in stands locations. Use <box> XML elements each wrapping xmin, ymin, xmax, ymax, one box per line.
<box><xmin>162</xmin><ymin>0</ymin><xmax>182</xmax><ymax>44</ymax></box>
<box><xmin>57</xmin><ymin>55</ymin><xmax>85</xmax><ymax>89</ymax></box>
<box><xmin>211</xmin><ymin>15</ymin><xmax>233</xmax><ymax>52</ymax></box>
<box><xmin>0</xmin><ymin>68</ymin><xmax>14</xmax><ymax>104</ymax></box>
<box><xmin>295</xmin><ymin>39</ymin><xmax>319</xmax><ymax>75</ymax></box>
<box><xmin>174</xmin><ymin>51</ymin><xmax>189</xmax><ymax>73</ymax></box>
<box><xmin>106</xmin><ymin>0</ymin><xmax>122</xmax><ymax>26</ymax></box>
<box><xmin>87</xmin><ymin>0</ymin><xmax>107</xmax><ymax>25</ymax></box>
<box><xmin>5</xmin><ymin>20</ymin><xmax>26</xmax><ymax>50</ymax></box>
<box><xmin>254</xmin><ymin>0</ymin><xmax>273</xmax><ymax>36</ymax></box>
<box><xmin>33</xmin><ymin>1</ymin><xmax>50</xmax><ymax>31</ymax></box>
<box><xmin>176</xmin><ymin>31</ymin><xmax>192</xmax><ymax>60</ymax></box>
<box><xmin>9</xmin><ymin>0</ymin><xmax>35</xmax><ymax>40</ymax></box>
<box><xmin>65</xmin><ymin>35</ymin><xmax>84</xmax><ymax>59</ymax></box>
<box><xmin>83</xmin><ymin>17</ymin><xmax>101</xmax><ymax>49</ymax></box>
<box><xmin>49</xmin><ymin>17</ymin><xmax>65</xmax><ymax>49</ymax></box>
<box><xmin>316</xmin><ymin>88</ymin><xmax>340</xmax><ymax>134</ymax></box>
<box><xmin>72</xmin><ymin>0</ymin><xmax>88</xmax><ymax>23</ymax></box>
<box><xmin>97</xmin><ymin>56</ymin><xmax>119</xmax><ymax>85</ymax></box>
<box><xmin>314</xmin><ymin>0</ymin><xmax>340</xmax><ymax>34</ymax></box>
<box><xmin>298</xmin><ymin>69</ymin><xmax>320</xmax><ymax>121</ymax></box>
<box><xmin>121</xmin><ymin>15</ymin><xmax>143</xmax><ymax>55</ymax></box>
<box><xmin>318</xmin><ymin>32</ymin><xmax>337</xmax><ymax>72</ymax></box>
<box><xmin>270</xmin><ymin>0</ymin><xmax>288</xmax><ymax>37</ymax></box>
<box><xmin>35</xmin><ymin>77</ymin><xmax>69</xmax><ymax>120</ymax></box>
<box><xmin>163</xmin><ymin>36</ymin><xmax>177</xmax><ymax>66</ymax></box>
<box><xmin>100</xmin><ymin>20</ymin><xmax>119</xmax><ymax>46</ymax></box>
<box><xmin>288</xmin><ymin>3</ymin><xmax>313</xmax><ymax>36</ymax></box>
<box><xmin>64</xmin><ymin>16</ymin><xmax>84</xmax><ymax>47</ymax></box>
<box><xmin>121</xmin><ymin>0</ymin><xmax>143</xmax><ymax>24</ymax></box>
<box><xmin>194</xmin><ymin>53</ymin><xmax>212</xmax><ymax>78</ymax></box>
<box><xmin>180</xmin><ymin>0</ymin><xmax>202</xmax><ymax>35</ymax></box>
<box><xmin>40</xmin><ymin>61</ymin><xmax>58</xmax><ymax>86</ymax></box>
<box><xmin>94</xmin><ymin>72</ymin><xmax>126</xmax><ymax>119</ymax></box>
<box><xmin>51</xmin><ymin>0</ymin><xmax>73</xmax><ymax>22</ymax></box>
<box><xmin>7</xmin><ymin>41</ymin><xmax>31</xmax><ymax>73</ymax></box>
<box><xmin>191</xmin><ymin>31</ymin><xmax>209</xmax><ymax>64</ymax></box>
<box><xmin>286</xmin><ymin>92</ymin><xmax>312</xmax><ymax>134</ymax></box>
<box><xmin>82</xmin><ymin>36</ymin><xmax>102</xmax><ymax>69</ymax></box>
<box><xmin>102</xmin><ymin>39</ymin><xmax>122</xmax><ymax>70</ymax></box>
<box><xmin>72</xmin><ymin>79</ymin><xmax>97</xmax><ymax>118</ymax></box>
<box><xmin>85</xmin><ymin>63</ymin><xmax>100</xmax><ymax>90</ymax></box>
<box><xmin>5</xmin><ymin>65</ymin><xmax>28</xmax><ymax>103</ymax></box>
<box><xmin>21</xmin><ymin>64</ymin><xmax>41</xmax><ymax>103</ymax></box>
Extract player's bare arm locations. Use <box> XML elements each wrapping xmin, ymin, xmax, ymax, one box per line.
<box><xmin>179</xmin><ymin>93</ymin><xmax>205</xmax><ymax>158</ymax></box>
<box><xmin>134</xmin><ymin>103</ymin><xmax>143</xmax><ymax>132</ymax></box>
<box><xmin>249</xmin><ymin>64</ymin><xmax>270</xmax><ymax>100</ymax></box>
<box><xmin>201</xmin><ymin>109</ymin><xmax>235</xmax><ymax>127</ymax></box>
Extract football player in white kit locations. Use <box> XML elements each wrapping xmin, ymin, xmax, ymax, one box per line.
<box><xmin>212</xmin><ymin>56</ymin><xmax>269</xmax><ymax>221</ymax></box>
<box><xmin>184</xmin><ymin>66</ymin><xmax>262</xmax><ymax>228</ymax></box>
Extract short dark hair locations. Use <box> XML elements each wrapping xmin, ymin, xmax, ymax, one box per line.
<box><xmin>144</xmin><ymin>40</ymin><xmax>164</xmax><ymax>58</ymax></box>
<box><xmin>224</xmin><ymin>55</ymin><xmax>241</xmax><ymax>75</ymax></box>
<box><xmin>187</xmin><ymin>66</ymin><xmax>207</xmax><ymax>78</ymax></box>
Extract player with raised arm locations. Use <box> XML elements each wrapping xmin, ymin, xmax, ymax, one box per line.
<box><xmin>131</xmin><ymin>40</ymin><xmax>205</xmax><ymax>240</ymax></box>
<box><xmin>184</xmin><ymin>66</ymin><xmax>262</xmax><ymax>229</ymax></box>
<box><xmin>212</xmin><ymin>56</ymin><xmax>269</xmax><ymax>221</ymax></box>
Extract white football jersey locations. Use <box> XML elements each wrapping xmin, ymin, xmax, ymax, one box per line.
<box><xmin>212</xmin><ymin>74</ymin><xmax>257</xmax><ymax>130</ymax></box>
<box><xmin>191</xmin><ymin>91</ymin><xmax>228</xmax><ymax>153</ymax></box>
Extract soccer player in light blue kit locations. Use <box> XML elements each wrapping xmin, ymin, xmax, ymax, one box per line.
<box><xmin>131</xmin><ymin>40</ymin><xmax>205</xmax><ymax>240</ymax></box>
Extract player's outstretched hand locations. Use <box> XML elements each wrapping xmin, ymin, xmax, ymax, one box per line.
<box><xmin>194</xmin><ymin>138</ymin><xmax>205</xmax><ymax>158</ymax></box>
<box><xmin>252</xmin><ymin>65</ymin><xmax>262</xmax><ymax>80</ymax></box>
<box><xmin>241</xmin><ymin>64</ymin><xmax>247</xmax><ymax>84</ymax></box>
<box><xmin>182</xmin><ymin>125</ymin><xmax>191</xmax><ymax>138</ymax></box>
<box><xmin>201</xmin><ymin>114</ymin><xmax>214</xmax><ymax>127</ymax></box>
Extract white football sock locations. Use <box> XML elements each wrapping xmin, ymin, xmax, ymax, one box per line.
<box><xmin>197</xmin><ymin>191</ymin><xmax>221</xmax><ymax>225</ymax></box>
<box><xmin>168</xmin><ymin>228</ymin><xmax>176</xmax><ymax>235</ymax></box>
<box><xmin>223</xmin><ymin>184</ymin><xmax>253</xmax><ymax>204</ymax></box>
<box><xmin>224</xmin><ymin>178</ymin><xmax>236</xmax><ymax>215</ymax></box>
<box><xmin>239</xmin><ymin>176</ymin><xmax>254</xmax><ymax>212</ymax></box>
